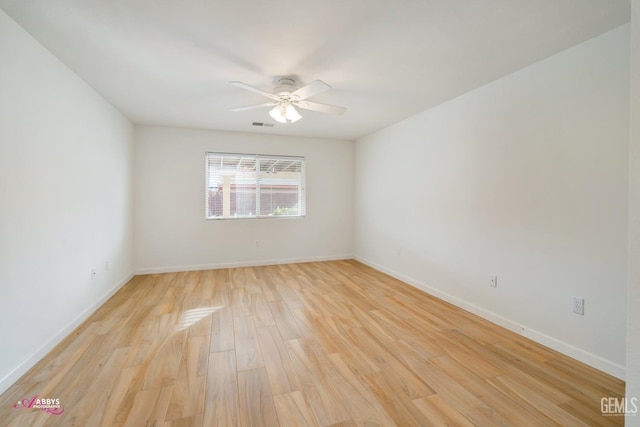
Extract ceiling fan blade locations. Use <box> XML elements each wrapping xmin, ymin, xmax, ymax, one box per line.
<box><xmin>290</xmin><ymin>80</ymin><xmax>330</xmax><ymax>100</ymax></box>
<box><xmin>231</xmin><ymin>102</ymin><xmax>278</xmax><ymax>112</ymax></box>
<box><xmin>230</xmin><ymin>81</ymin><xmax>279</xmax><ymax>100</ymax></box>
<box><xmin>295</xmin><ymin>100</ymin><xmax>346</xmax><ymax>115</ymax></box>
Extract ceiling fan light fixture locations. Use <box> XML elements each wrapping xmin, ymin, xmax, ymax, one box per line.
<box><xmin>269</xmin><ymin>103</ymin><xmax>302</xmax><ymax>124</ymax></box>
<box><xmin>269</xmin><ymin>105</ymin><xmax>287</xmax><ymax>124</ymax></box>
<box><xmin>285</xmin><ymin>104</ymin><xmax>302</xmax><ymax>122</ymax></box>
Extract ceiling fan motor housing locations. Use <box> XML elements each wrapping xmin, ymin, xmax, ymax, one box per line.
<box><xmin>274</xmin><ymin>78</ymin><xmax>296</xmax><ymax>97</ymax></box>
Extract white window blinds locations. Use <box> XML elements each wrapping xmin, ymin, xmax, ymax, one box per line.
<box><xmin>206</xmin><ymin>153</ymin><xmax>306</xmax><ymax>219</ymax></box>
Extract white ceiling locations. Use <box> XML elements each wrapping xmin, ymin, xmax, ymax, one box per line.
<box><xmin>0</xmin><ymin>0</ymin><xmax>630</xmax><ymax>140</ymax></box>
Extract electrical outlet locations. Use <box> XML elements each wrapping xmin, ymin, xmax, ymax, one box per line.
<box><xmin>490</xmin><ymin>275</ymin><xmax>498</xmax><ymax>288</ymax></box>
<box><xmin>255</xmin><ymin>240</ymin><xmax>260</xmax><ymax>247</ymax></box>
<box><xmin>572</xmin><ymin>297</ymin><xmax>584</xmax><ymax>315</ymax></box>
<box><xmin>91</xmin><ymin>268</ymin><xmax>97</xmax><ymax>280</ymax></box>
<box><xmin>396</xmin><ymin>248</ymin><xmax>401</xmax><ymax>256</ymax></box>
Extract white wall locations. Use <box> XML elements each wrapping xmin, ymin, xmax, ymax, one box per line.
<box><xmin>134</xmin><ymin>126</ymin><xmax>353</xmax><ymax>273</ymax></box>
<box><xmin>627</xmin><ymin>0</ymin><xmax>640</xmax><ymax>423</ymax></box>
<box><xmin>0</xmin><ymin>11</ymin><xmax>134</xmax><ymax>393</ymax></box>
<box><xmin>355</xmin><ymin>25</ymin><xmax>630</xmax><ymax>378</ymax></box>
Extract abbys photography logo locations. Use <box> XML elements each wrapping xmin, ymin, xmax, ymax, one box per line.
<box><xmin>601</xmin><ymin>397</ymin><xmax>638</xmax><ymax>417</ymax></box>
<box><xmin>13</xmin><ymin>396</ymin><xmax>64</xmax><ymax>415</ymax></box>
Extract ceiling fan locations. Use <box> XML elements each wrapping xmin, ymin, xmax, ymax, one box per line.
<box><xmin>229</xmin><ymin>78</ymin><xmax>346</xmax><ymax>124</ymax></box>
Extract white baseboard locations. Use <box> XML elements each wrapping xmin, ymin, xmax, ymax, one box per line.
<box><xmin>0</xmin><ymin>271</ymin><xmax>134</xmax><ymax>395</ymax></box>
<box><xmin>135</xmin><ymin>254</ymin><xmax>354</xmax><ymax>275</ymax></box>
<box><xmin>355</xmin><ymin>256</ymin><xmax>626</xmax><ymax>380</ymax></box>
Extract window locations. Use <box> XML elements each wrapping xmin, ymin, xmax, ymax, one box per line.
<box><xmin>206</xmin><ymin>152</ymin><xmax>306</xmax><ymax>219</ymax></box>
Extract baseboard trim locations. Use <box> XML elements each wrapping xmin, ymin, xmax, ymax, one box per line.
<box><xmin>134</xmin><ymin>254</ymin><xmax>354</xmax><ymax>275</ymax></box>
<box><xmin>0</xmin><ymin>271</ymin><xmax>135</xmax><ymax>395</ymax></box>
<box><xmin>355</xmin><ymin>256</ymin><xmax>626</xmax><ymax>380</ymax></box>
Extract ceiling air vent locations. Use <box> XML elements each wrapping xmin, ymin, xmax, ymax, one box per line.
<box><xmin>252</xmin><ymin>122</ymin><xmax>274</xmax><ymax>127</ymax></box>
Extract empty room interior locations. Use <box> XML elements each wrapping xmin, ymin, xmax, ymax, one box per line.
<box><xmin>1</xmin><ymin>0</ymin><xmax>639</xmax><ymax>426</ymax></box>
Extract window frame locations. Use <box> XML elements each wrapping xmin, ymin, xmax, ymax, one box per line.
<box><xmin>205</xmin><ymin>152</ymin><xmax>306</xmax><ymax>220</ymax></box>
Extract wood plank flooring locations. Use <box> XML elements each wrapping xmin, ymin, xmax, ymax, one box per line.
<box><xmin>0</xmin><ymin>260</ymin><xmax>625</xmax><ymax>426</ymax></box>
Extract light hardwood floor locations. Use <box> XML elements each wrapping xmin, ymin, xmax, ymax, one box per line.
<box><xmin>0</xmin><ymin>260</ymin><xmax>625</xmax><ymax>426</ymax></box>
